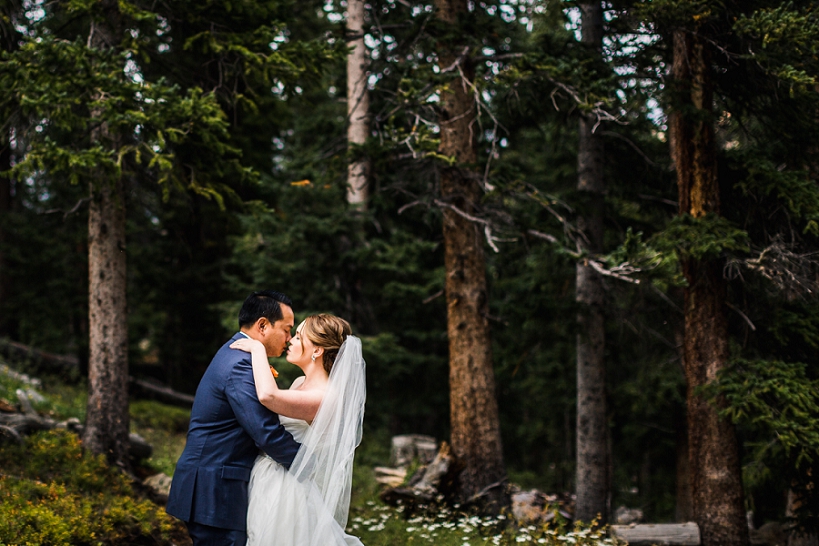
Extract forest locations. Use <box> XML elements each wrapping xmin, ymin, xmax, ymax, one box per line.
<box><xmin>2</xmin><ymin>0</ymin><xmax>819</xmax><ymax>545</ymax></box>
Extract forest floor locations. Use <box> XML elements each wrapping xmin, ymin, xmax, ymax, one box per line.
<box><xmin>0</xmin><ymin>357</ymin><xmax>614</xmax><ymax>545</ymax></box>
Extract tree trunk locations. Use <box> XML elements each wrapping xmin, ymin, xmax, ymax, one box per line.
<box><xmin>433</xmin><ymin>0</ymin><xmax>507</xmax><ymax>511</ymax></box>
<box><xmin>82</xmin><ymin>6</ymin><xmax>131</xmax><ymax>470</ymax></box>
<box><xmin>0</xmin><ymin>10</ymin><xmax>18</xmax><ymax>339</ymax></box>
<box><xmin>675</xmin><ymin>325</ymin><xmax>694</xmax><ymax>523</ymax></box>
<box><xmin>670</xmin><ymin>29</ymin><xmax>747</xmax><ymax>546</ymax></box>
<box><xmin>0</xmin><ymin>137</ymin><xmax>10</xmax><ymax>338</ymax></box>
<box><xmin>787</xmin><ymin>489</ymin><xmax>818</xmax><ymax>546</ymax></box>
<box><xmin>675</xmin><ymin>412</ymin><xmax>694</xmax><ymax>523</ymax></box>
<box><xmin>85</xmin><ymin>175</ymin><xmax>130</xmax><ymax>468</ymax></box>
<box><xmin>346</xmin><ymin>0</ymin><xmax>370</xmax><ymax>207</ymax></box>
<box><xmin>574</xmin><ymin>0</ymin><xmax>608</xmax><ymax>525</ymax></box>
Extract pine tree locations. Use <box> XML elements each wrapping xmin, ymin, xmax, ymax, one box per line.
<box><xmin>346</xmin><ymin>0</ymin><xmax>371</xmax><ymax>207</ymax></box>
<box><xmin>432</xmin><ymin>0</ymin><xmax>507</xmax><ymax>509</ymax></box>
<box><xmin>574</xmin><ymin>0</ymin><xmax>609</xmax><ymax>524</ymax></box>
<box><xmin>0</xmin><ymin>0</ymin><xmax>315</xmax><ymax>465</ymax></box>
<box><xmin>0</xmin><ymin>0</ymin><xmax>21</xmax><ymax>339</ymax></box>
<box><xmin>670</xmin><ymin>25</ymin><xmax>748</xmax><ymax>545</ymax></box>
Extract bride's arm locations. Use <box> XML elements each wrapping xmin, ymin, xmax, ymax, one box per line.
<box><xmin>230</xmin><ymin>339</ymin><xmax>324</xmax><ymax>422</ymax></box>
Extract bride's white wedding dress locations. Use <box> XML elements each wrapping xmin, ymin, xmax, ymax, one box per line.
<box><xmin>246</xmin><ymin>336</ymin><xmax>366</xmax><ymax>546</ymax></box>
<box><xmin>246</xmin><ymin>416</ymin><xmax>362</xmax><ymax>545</ymax></box>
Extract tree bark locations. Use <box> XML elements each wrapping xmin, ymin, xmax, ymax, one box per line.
<box><xmin>81</xmin><ymin>5</ymin><xmax>131</xmax><ymax>470</ymax></box>
<box><xmin>0</xmin><ymin>9</ymin><xmax>18</xmax><ymax>339</ymax></box>
<box><xmin>787</xmin><ymin>489</ymin><xmax>818</xmax><ymax>546</ymax></box>
<box><xmin>670</xmin><ymin>29</ymin><xmax>747</xmax><ymax>546</ymax></box>
<box><xmin>433</xmin><ymin>0</ymin><xmax>507</xmax><ymax>510</ymax></box>
<box><xmin>0</xmin><ymin>136</ymin><xmax>10</xmax><ymax>338</ymax></box>
<box><xmin>675</xmin><ymin>411</ymin><xmax>694</xmax><ymax>523</ymax></box>
<box><xmin>346</xmin><ymin>0</ymin><xmax>370</xmax><ymax>207</ymax></box>
<box><xmin>574</xmin><ymin>0</ymin><xmax>608</xmax><ymax>525</ymax></box>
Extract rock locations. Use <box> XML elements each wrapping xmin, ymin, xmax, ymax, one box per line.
<box><xmin>25</xmin><ymin>388</ymin><xmax>46</xmax><ymax>405</ymax></box>
<box><xmin>128</xmin><ymin>432</ymin><xmax>153</xmax><ymax>462</ymax></box>
<box><xmin>614</xmin><ymin>505</ymin><xmax>645</xmax><ymax>525</ymax></box>
<box><xmin>391</xmin><ymin>434</ymin><xmax>437</xmax><ymax>467</ymax></box>
<box><xmin>0</xmin><ymin>399</ymin><xmax>15</xmax><ymax>413</ymax></box>
<box><xmin>56</xmin><ymin>417</ymin><xmax>82</xmax><ymax>432</ymax></box>
<box><xmin>0</xmin><ymin>364</ymin><xmax>41</xmax><ymax>387</ymax></box>
<box><xmin>16</xmin><ymin>388</ymin><xmax>37</xmax><ymax>417</ymax></box>
<box><xmin>512</xmin><ymin>489</ymin><xmax>548</xmax><ymax>524</ymax></box>
<box><xmin>144</xmin><ymin>472</ymin><xmax>173</xmax><ymax>498</ymax></box>
<box><xmin>749</xmin><ymin>522</ymin><xmax>786</xmax><ymax>546</ymax></box>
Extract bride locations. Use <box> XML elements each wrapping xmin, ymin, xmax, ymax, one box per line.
<box><xmin>230</xmin><ymin>314</ymin><xmax>366</xmax><ymax>546</ymax></box>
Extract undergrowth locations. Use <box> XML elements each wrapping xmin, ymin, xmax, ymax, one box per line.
<box><xmin>0</xmin><ymin>359</ymin><xmax>617</xmax><ymax>545</ymax></box>
<box><xmin>0</xmin><ymin>430</ymin><xmax>179</xmax><ymax>545</ymax></box>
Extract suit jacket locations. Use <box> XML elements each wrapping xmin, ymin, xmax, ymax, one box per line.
<box><xmin>166</xmin><ymin>333</ymin><xmax>300</xmax><ymax>530</ymax></box>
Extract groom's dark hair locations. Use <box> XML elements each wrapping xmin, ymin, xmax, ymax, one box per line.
<box><xmin>238</xmin><ymin>290</ymin><xmax>293</xmax><ymax>328</ymax></box>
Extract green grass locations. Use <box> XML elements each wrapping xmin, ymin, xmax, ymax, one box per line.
<box><xmin>130</xmin><ymin>400</ymin><xmax>191</xmax><ymax>476</ymax></box>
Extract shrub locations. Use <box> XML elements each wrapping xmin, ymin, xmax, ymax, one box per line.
<box><xmin>0</xmin><ymin>430</ymin><xmax>179</xmax><ymax>544</ymax></box>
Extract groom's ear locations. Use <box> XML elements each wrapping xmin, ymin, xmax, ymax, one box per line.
<box><xmin>256</xmin><ymin>317</ymin><xmax>270</xmax><ymax>332</ymax></box>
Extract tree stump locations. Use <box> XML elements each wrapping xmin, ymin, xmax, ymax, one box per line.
<box><xmin>391</xmin><ymin>434</ymin><xmax>437</xmax><ymax>467</ymax></box>
<box><xmin>381</xmin><ymin>441</ymin><xmax>460</xmax><ymax>511</ymax></box>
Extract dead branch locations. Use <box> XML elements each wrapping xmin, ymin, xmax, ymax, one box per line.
<box><xmin>727</xmin><ymin>238</ymin><xmax>819</xmax><ymax>300</ymax></box>
<box><xmin>527</xmin><ymin>229</ymin><xmax>559</xmax><ymax>245</ymax></box>
<box><xmin>725</xmin><ymin>302</ymin><xmax>757</xmax><ymax>331</ymax></box>
<box><xmin>587</xmin><ymin>258</ymin><xmax>641</xmax><ymax>284</ymax></box>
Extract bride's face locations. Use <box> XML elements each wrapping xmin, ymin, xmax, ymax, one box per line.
<box><xmin>285</xmin><ymin>322</ymin><xmax>317</xmax><ymax>368</ymax></box>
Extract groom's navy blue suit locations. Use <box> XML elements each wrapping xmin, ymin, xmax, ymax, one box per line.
<box><xmin>166</xmin><ymin>333</ymin><xmax>300</xmax><ymax>542</ymax></box>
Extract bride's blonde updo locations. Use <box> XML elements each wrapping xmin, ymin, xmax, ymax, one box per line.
<box><xmin>300</xmin><ymin>314</ymin><xmax>352</xmax><ymax>374</ymax></box>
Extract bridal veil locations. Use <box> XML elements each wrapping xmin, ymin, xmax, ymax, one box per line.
<box><xmin>289</xmin><ymin>335</ymin><xmax>367</xmax><ymax>529</ymax></box>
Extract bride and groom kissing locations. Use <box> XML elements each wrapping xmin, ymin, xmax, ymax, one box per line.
<box><xmin>166</xmin><ymin>290</ymin><xmax>366</xmax><ymax>546</ymax></box>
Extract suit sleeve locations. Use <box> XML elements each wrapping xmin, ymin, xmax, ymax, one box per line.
<box><xmin>226</xmin><ymin>357</ymin><xmax>300</xmax><ymax>468</ymax></box>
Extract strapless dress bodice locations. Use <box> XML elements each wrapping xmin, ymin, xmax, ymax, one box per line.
<box><xmin>280</xmin><ymin>415</ymin><xmax>309</xmax><ymax>442</ymax></box>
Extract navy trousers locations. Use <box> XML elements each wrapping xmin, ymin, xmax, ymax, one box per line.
<box><xmin>186</xmin><ymin>521</ymin><xmax>247</xmax><ymax>546</ymax></box>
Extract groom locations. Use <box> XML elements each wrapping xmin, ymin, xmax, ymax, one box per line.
<box><xmin>166</xmin><ymin>290</ymin><xmax>301</xmax><ymax>546</ymax></box>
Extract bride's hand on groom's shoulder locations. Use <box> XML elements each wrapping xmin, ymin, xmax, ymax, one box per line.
<box><xmin>230</xmin><ymin>338</ymin><xmax>264</xmax><ymax>354</ymax></box>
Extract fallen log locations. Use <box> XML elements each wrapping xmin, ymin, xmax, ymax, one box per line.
<box><xmin>0</xmin><ymin>410</ymin><xmax>152</xmax><ymax>461</ymax></box>
<box><xmin>129</xmin><ymin>377</ymin><xmax>194</xmax><ymax>407</ymax></box>
<box><xmin>0</xmin><ymin>424</ymin><xmax>22</xmax><ymax>444</ymax></box>
<box><xmin>0</xmin><ymin>338</ymin><xmax>80</xmax><ymax>377</ymax></box>
<box><xmin>374</xmin><ymin>466</ymin><xmax>407</xmax><ymax>487</ymax></box>
<box><xmin>0</xmin><ymin>412</ymin><xmax>54</xmax><ymax>435</ymax></box>
<box><xmin>610</xmin><ymin>522</ymin><xmax>701</xmax><ymax>546</ymax></box>
<box><xmin>2</xmin><ymin>338</ymin><xmax>195</xmax><ymax>407</ymax></box>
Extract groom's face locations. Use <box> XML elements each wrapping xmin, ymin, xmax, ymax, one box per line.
<box><xmin>262</xmin><ymin>304</ymin><xmax>295</xmax><ymax>357</ymax></box>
